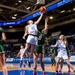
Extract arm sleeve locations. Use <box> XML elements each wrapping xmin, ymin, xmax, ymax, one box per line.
<box><xmin>53</xmin><ymin>42</ymin><xmax>58</xmax><ymax>47</ymax></box>
<box><xmin>1</xmin><ymin>28</ymin><xmax>4</xmax><ymax>32</ymax></box>
<box><xmin>0</xmin><ymin>28</ymin><xmax>4</xmax><ymax>38</ymax></box>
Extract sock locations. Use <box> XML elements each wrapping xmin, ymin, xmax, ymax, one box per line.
<box><xmin>51</xmin><ymin>59</ymin><xmax>53</xmax><ymax>65</ymax></box>
<box><xmin>56</xmin><ymin>70</ymin><xmax>58</xmax><ymax>73</ymax></box>
<box><xmin>54</xmin><ymin>59</ymin><xmax>56</xmax><ymax>63</ymax></box>
<box><xmin>74</xmin><ymin>68</ymin><xmax>75</xmax><ymax>71</ymax></box>
<box><xmin>28</xmin><ymin>58</ymin><xmax>33</xmax><ymax>63</ymax></box>
<box><xmin>53</xmin><ymin>59</ymin><xmax>56</xmax><ymax>65</ymax></box>
<box><xmin>19</xmin><ymin>60</ymin><xmax>22</xmax><ymax>68</ymax></box>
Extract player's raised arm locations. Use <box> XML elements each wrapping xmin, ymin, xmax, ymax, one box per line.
<box><xmin>2</xmin><ymin>32</ymin><xmax>6</xmax><ymax>41</ymax></box>
<box><xmin>45</xmin><ymin>17</ymin><xmax>48</xmax><ymax>31</ymax></box>
<box><xmin>42</xmin><ymin>17</ymin><xmax>48</xmax><ymax>34</ymax></box>
<box><xmin>17</xmin><ymin>51</ymin><xmax>20</xmax><ymax>57</ymax></box>
<box><xmin>34</xmin><ymin>13</ymin><xmax>43</xmax><ymax>25</ymax></box>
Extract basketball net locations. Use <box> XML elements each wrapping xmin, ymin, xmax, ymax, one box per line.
<box><xmin>36</xmin><ymin>0</ymin><xmax>45</xmax><ymax>4</ymax></box>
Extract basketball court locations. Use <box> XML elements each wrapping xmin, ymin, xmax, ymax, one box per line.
<box><xmin>0</xmin><ymin>0</ymin><xmax>75</xmax><ymax>75</ymax></box>
<box><xmin>0</xmin><ymin>63</ymin><xmax>75</xmax><ymax>75</ymax></box>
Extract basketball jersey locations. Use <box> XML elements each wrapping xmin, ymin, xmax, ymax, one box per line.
<box><xmin>54</xmin><ymin>40</ymin><xmax>66</xmax><ymax>51</ymax></box>
<box><xmin>37</xmin><ymin>31</ymin><xmax>47</xmax><ymax>45</ymax></box>
<box><xmin>27</xmin><ymin>24</ymin><xmax>38</xmax><ymax>35</ymax></box>
<box><xmin>0</xmin><ymin>27</ymin><xmax>4</xmax><ymax>45</ymax></box>
<box><xmin>55</xmin><ymin>40</ymin><xmax>68</xmax><ymax>60</ymax></box>
<box><xmin>20</xmin><ymin>49</ymin><xmax>25</xmax><ymax>57</ymax></box>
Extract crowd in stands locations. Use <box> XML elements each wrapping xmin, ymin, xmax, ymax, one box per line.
<box><xmin>5</xmin><ymin>45</ymin><xmax>19</xmax><ymax>58</ymax></box>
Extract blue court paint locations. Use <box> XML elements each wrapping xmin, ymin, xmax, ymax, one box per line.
<box><xmin>0</xmin><ymin>70</ymin><xmax>74</xmax><ymax>75</ymax></box>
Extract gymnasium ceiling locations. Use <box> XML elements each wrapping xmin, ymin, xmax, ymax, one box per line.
<box><xmin>0</xmin><ymin>0</ymin><xmax>75</xmax><ymax>32</ymax></box>
<box><xmin>0</xmin><ymin>0</ymin><xmax>56</xmax><ymax>21</ymax></box>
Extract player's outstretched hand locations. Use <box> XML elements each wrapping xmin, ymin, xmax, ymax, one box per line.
<box><xmin>23</xmin><ymin>36</ymin><xmax>25</xmax><ymax>40</ymax></box>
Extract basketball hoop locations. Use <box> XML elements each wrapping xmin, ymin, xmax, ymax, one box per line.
<box><xmin>36</xmin><ymin>0</ymin><xmax>45</xmax><ymax>4</ymax></box>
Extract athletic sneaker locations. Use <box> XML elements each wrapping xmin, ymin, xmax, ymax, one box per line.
<box><xmin>59</xmin><ymin>70</ymin><xmax>62</xmax><ymax>74</ymax></box>
<box><xmin>68</xmin><ymin>70</ymin><xmax>71</xmax><ymax>74</ymax></box>
<box><xmin>42</xmin><ymin>72</ymin><xmax>46</xmax><ymax>75</ymax></box>
<box><xmin>27</xmin><ymin>61</ymin><xmax>31</xmax><ymax>68</ymax></box>
<box><xmin>74</xmin><ymin>69</ymin><xmax>75</xmax><ymax>73</ymax></box>
<box><xmin>55</xmin><ymin>71</ymin><xmax>59</xmax><ymax>75</ymax></box>
<box><xmin>32</xmin><ymin>72</ymin><xmax>37</xmax><ymax>75</ymax></box>
<box><xmin>53</xmin><ymin>65</ymin><xmax>56</xmax><ymax>69</ymax></box>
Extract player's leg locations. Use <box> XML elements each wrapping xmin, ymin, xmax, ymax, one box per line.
<box><xmin>27</xmin><ymin>44</ymin><xmax>36</xmax><ymax>67</ymax></box>
<box><xmin>51</xmin><ymin>55</ymin><xmax>56</xmax><ymax>68</ymax></box>
<box><xmin>50</xmin><ymin>48</ymin><xmax>56</xmax><ymax>68</ymax></box>
<box><xmin>59</xmin><ymin>58</ymin><xmax>64</xmax><ymax>74</ymax></box>
<box><xmin>55</xmin><ymin>57</ymin><xmax>60</xmax><ymax>73</ymax></box>
<box><xmin>26</xmin><ymin>35</ymin><xmax>38</xmax><ymax>67</ymax></box>
<box><xmin>63</xmin><ymin>54</ymin><xmax>75</xmax><ymax>73</ymax></box>
<box><xmin>50</xmin><ymin>55</ymin><xmax>54</xmax><ymax>67</ymax></box>
<box><xmin>66</xmin><ymin>47</ymin><xmax>71</xmax><ymax>73</ymax></box>
<box><xmin>65</xmin><ymin>59</ymin><xmax>75</xmax><ymax>72</ymax></box>
<box><xmin>39</xmin><ymin>53</ymin><xmax>46</xmax><ymax>75</ymax></box>
<box><xmin>19</xmin><ymin>55</ymin><xmax>23</xmax><ymax>68</ymax></box>
<box><xmin>24</xmin><ymin>43</ymin><xmax>31</xmax><ymax>53</ymax></box>
<box><xmin>22</xmin><ymin>60</ymin><xmax>26</xmax><ymax>67</ymax></box>
<box><xmin>56</xmin><ymin>51</ymin><xmax>62</xmax><ymax>73</ymax></box>
<box><xmin>24</xmin><ymin>43</ymin><xmax>31</xmax><ymax>67</ymax></box>
<box><xmin>33</xmin><ymin>53</ymin><xmax>38</xmax><ymax>75</ymax></box>
<box><xmin>50</xmin><ymin>56</ymin><xmax>54</xmax><ymax>68</ymax></box>
<box><xmin>0</xmin><ymin>44</ymin><xmax>8</xmax><ymax>75</ymax></box>
<box><xmin>30</xmin><ymin>45</ymin><xmax>36</xmax><ymax>59</ymax></box>
<box><xmin>0</xmin><ymin>54</ymin><xmax>8</xmax><ymax>75</ymax></box>
<box><xmin>67</xmin><ymin>57</ymin><xmax>71</xmax><ymax>74</ymax></box>
<box><xmin>19</xmin><ymin>60</ymin><xmax>23</xmax><ymax>68</ymax></box>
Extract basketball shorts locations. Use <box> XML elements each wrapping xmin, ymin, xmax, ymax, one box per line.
<box><xmin>26</xmin><ymin>35</ymin><xmax>38</xmax><ymax>46</ymax></box>
<box><xmin>57</xmin><ymin>50</ymin><xmax>68</xmax><ymax>60</ymax></box>
<box><xmin>34</xmin><ymin>46</ymin><xmax>43</xmax><ymax>54</ymax></box>
<box><xmin>0</xmin><ymin>44</ymin><xmax>4</xmax><ymax>54</ymax></box>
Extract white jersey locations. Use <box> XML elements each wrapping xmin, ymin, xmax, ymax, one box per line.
<box><xmin>27</xmin><ymin>24</ymin><xmax>38</xmax><ymax>35</ymax></box>
<box><xmin>20</xmin><ymin>49</ymin><xmax>25</xmax><ymax>60</ymax></box>
<box><xmin>54</xmin><ymin>40</ymin><xmax>68</xmax><ymax>60</ymax></box>
<box><xmin>54</xmin><ymin>40</ymin><xmax>66</xmax><ymax>51</ymax></box>
<box><xmin>26</xmin><ymin>24</ymin><xmax>38</xmax><ymax>45</ymax></box>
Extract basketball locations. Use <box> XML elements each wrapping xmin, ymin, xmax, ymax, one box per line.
<box><xmin>40</xmin><ymin>6</ymin><xmax>46</xmax><ymax>13</ymax></box>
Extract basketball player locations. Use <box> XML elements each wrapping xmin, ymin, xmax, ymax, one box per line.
<box><xmin>51</xmin><ymin>35</ymin><xmax>75</xmax><ymax>74</ymax></box>
<box><xmin>59</xmin><ymin>46</ymin><xmax>71</xmax><ymax>74</ymax></box>
<box><xmin>17</xmin><ymin>44</ymin><xmax>26</xmax><ymax>68</ymax></box>
<box><xmin>33</xmin><ymin>17</ymin><xmax>48</xmax><ymax>75</ymax></box>
<box><xmin>49</xmin><ymin>47</ymin><xmax>56</xmax><ymax>68</ymax></box>
<box><xmin>23</xmin><ymin>13</ymin><xmax>43</xmax><ymax>67</ymax></box>
<box><xmin>0</xmin><ymin>27</ymin><xmax>8</xmax><ymax>75</ymax></box>
<box><xmin>44</xmin><ymin>38</ymin><xmax>56</xmax><ymax>67</ymax></box>
<box><xmin>43</xmin><ymin>38</ymin><xmax>49</xmax><ymax>56</ymax></box>
<box><xmin>47</xmin><ymin>37</ymin><xmax>56</xmax><ymax>68</ymax></box>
